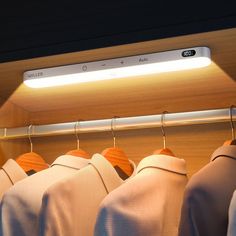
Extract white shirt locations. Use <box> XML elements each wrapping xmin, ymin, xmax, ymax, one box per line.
<box><xmin>94</xmin><ymin>154</ymin><xmax>188</xmax><ymax>236</ymax></box>
<box><xmin>39</xmin><ymin>154</ymin><xmax>136</xmax><ymax>236</ymax></box>
<box><xmin>0</xmin><ymin>155</ymin><xmax>89</xmax><ymax>236</ymax></box>
<box><xmin>0</xmin><ymin>159</ymin><xmax>27</xmax><ymax>200</ymax></box>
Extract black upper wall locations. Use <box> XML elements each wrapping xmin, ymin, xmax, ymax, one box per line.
<box><xmin>1</xmin><ymin>0</ymin><xmax>236</xmax><ymax>63</ymax></box>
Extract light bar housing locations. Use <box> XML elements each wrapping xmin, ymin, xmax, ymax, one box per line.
<box><xmin>23</xmin><ymin>47</ymin><xmax>211</xmax><ymax>88</ymax></box>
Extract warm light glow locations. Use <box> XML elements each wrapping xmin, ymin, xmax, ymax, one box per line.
<box><xmin>24</xmin><ymin>47</ymin><xmax>211</xmax><ymax>88</ymax></box>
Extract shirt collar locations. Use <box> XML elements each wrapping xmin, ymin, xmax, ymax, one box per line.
<box><xmin>128</xmin><ymin>159</ymin><xmax>137</xmax><ymax>178</ymax></box>
<box><xmin>136</xmin><ymin>154</ymin><xmax>187</xmax><ymax>175</ymax></box>
<box><xmin>51</xmin><ymin>155</ymin><xmax>90</xmax><ymax>170</ymax></box>
<box><xmin>89</xmin><ymin>154</ymin><xmax>136</xmax><ymax>193</ymax></box>
<box><xmin>1</xmin><ymin>159</ymin><xmax>27</xmax><ymax>184</ymax></box>
<box><xmin>211</xmin><ymin>145</ymin><xmax>236</xmax><ymax>161</ymax></box>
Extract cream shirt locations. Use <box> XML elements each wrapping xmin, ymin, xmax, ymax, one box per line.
<box><xmin>39</xmin><ymin>154</ymin><xmax>136</xmax><ymax>236</ymax></box>
<box><xmin>0</xmin><ymin>155</ymin><xmax>89</xmax><ymax>236</ymax></box>
<box><xmin>0</xmin><ymin>159</ymin><xmax>27</xmax><ymax>200</ymax></box>
<box><xmin>94</xmin><ymin>154</ymin><xmax>188</xmax><ymax>236</ymax></box>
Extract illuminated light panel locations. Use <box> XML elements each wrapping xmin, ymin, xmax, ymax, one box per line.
<box><xmin>23</xmin><ymin>47</ymin><xmax>211</xmax><ymax>88</ymax></box>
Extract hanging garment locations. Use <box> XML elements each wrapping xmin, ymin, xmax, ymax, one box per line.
<box><xmin>178</xmin><ymin>145</ymin><xmax>236</xmax><ymax>236</ymax></box>
<box><xmin>227</xmin><ymin>190</ymin><xmax>236</xmax><ymax>236</ymax></box>
<box><xmin>39</xmin><ymin>154</ymin><xmax>136</xmax><ymax>236</ymax></box>
<box><xmin>94</xmin><ymin>154</ymin><xmax>187</xmax><ymax>236</ymax></box>
<box><xmin>0</xmin><ymin>155</ymin><xmax>89</xmax><ymax>236</ymax></box>
<box><xmin>0</xmin><ymin>159</ymin><xmax>27</xmax><ymax>200</ymax></box>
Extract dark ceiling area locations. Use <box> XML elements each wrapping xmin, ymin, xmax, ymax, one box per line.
<box><xmin>1</xmin><ymin>0</ymin><xmax>236</xmax><ymax>63</ymax></box>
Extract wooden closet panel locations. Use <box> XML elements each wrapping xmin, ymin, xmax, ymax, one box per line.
<box><xmin>29</xmin><ymin>88</ymin><xmax>236</xmax><ymax>125</ymax></box>
<box><xmin>0</xmin><ymin>99</ymin><xmax>30</xmax><ymax>165</ymax></box>
<box><xmin>0</xmin><ymin>99</ymin><xmax>29</xmax><ymax>127</ymax></box>
<box><xmin>0</xmin><ymin>139</ymin><xmax>31</xmax><ymax>166</ymax></box>
<box><xmin>30</xmin><ymin>122</ymin><xmax>230</xmax><ymax>177</ymax></box>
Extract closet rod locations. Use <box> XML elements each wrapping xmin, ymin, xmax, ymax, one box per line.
<box><xmin>0</xmin><ymin>108</ymin><xmax>235</xmax><ymax>140</ymax></box>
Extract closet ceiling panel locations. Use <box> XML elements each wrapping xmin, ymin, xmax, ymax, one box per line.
<box><xmin>0</xmin><ymin>1</ymin><xmax>235</xmax><ymax>62</ymax></box>
<box><xmin>0</xmin><ymin>28</ymin><xmax>235</xmax><ymax>123</ymax></box>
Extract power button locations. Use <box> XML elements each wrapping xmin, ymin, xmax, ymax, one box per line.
<box><xmin>82</xmin><ymin>65</ymin><xmax>87</xmax><ymax>71</ymax></box>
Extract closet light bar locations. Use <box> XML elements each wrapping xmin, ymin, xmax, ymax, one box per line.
<box><xmin>23</xmin><ymin>47</ymin><xmax>211</xmax><ymax>88</ymax></box>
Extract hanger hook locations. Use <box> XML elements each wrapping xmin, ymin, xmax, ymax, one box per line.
<box><xmin>28</xmin><ymin>124</ymin><xmax>33</xmax><ymax>152</ymax></box>
<box><xmin>230</xmin><ymin>105</ymin><xmax>235</xmax><ymax>140</ymax></box>
<box><xmin>74</xmin><ymin>121</ymin><xmax>80</xmax><ymax>149</ymax></box>
<box><xmin>111</xmin><ymin>116</ymin><xmax>119</xmax><ymax>148</ymax></box>
<box><xmin>161</xmin><ymin>111</ymin><xmax>168</xmax><ymax>149</ymax></box>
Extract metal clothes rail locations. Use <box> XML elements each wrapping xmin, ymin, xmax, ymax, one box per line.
<box><xmin>0</xmin><ymin>108</ymin><xmax>235</xmax><ymax>140</ymax></box>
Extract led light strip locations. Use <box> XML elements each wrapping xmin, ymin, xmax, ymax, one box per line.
<box><xmin>23</xmin><ymin>47</ymin><xmax>211</xmax><ymax>88</ymax></box>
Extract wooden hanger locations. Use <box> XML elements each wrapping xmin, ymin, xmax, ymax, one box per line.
<box><xmin>153</xmin><ymin>111</ymin><xmax>176</xmax><ymax>157</ymax></box>
<box><xmin>16</xmin><ymin>152</ymin><xmax>49</xmax><ymax>174</ymax></box>
<box><xmin>16</xmin><ymin>125</ymin><xmax>49</xmax><ymax>174</ymax></box>
<box><xmin>101</xmin><ymin>117</ymin><xmax>133</xmax><ymax>179</ymax></box>
<box><xmin>223</xmin><ymin>105</ymin><xmax>236</xmax><ymax>146</ymax></box>
<box><xmin>66</xmin><ymin>121</ymin><xmax>90</xmax><ymax>159</ymax></box>
<box><xmin>153</xmin><ymin>147</ymin><xmax>175</xmax><ymax>156</ymax></box>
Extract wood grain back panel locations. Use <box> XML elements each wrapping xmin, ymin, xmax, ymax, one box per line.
<box><xmin>22</xmin><ymin>122</ymin><xmax>230</xmax><ymax>178</ymax></box>
<box><xmin>0</xmin><ymin>99</ymin><xmax>29</xmax><ymax>165</ymax></box>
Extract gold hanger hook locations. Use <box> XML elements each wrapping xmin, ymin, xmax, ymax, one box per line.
<box><xmin>27</xmin><ymin>124</ymin><xmax>33</xmax><ymax>152</ymax></box>
<box><xmin>161</xmin><ymin>111</ymin><xmax>168</xmax><ymax>149</ymax></box>
<box><xmin>74</xmin><ymin>121</ymin><xmax>80</xmax><ymax>149</ymax></box>
<box><xmin>111</xmin><ymin>116</ymin><xmax>120</xmax><ymax>148</ymax></box>
<box><xmin>230</xmin><ymin>105</ymin><xmax>235</xmax><ymax>140</ymax></box>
